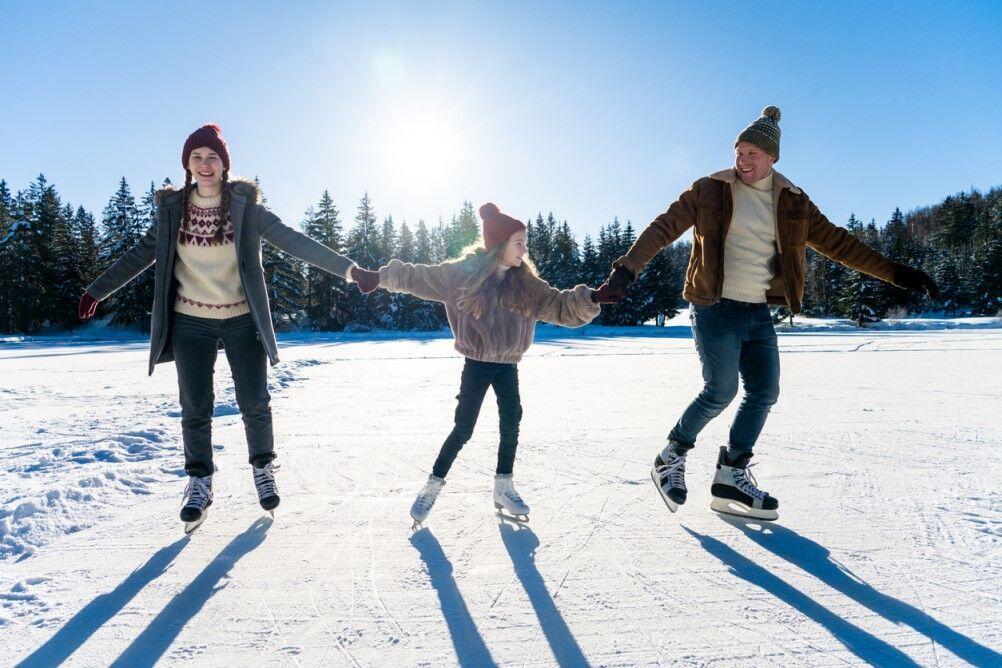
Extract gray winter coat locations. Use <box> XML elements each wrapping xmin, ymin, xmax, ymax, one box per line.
<box><xmin>86</xmin><ymin>179</ymin><xmax>356</xmax><ymax>375</ymax></box>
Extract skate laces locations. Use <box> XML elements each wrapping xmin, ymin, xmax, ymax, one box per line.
<box><xmin>654</xmin><ymin>451</ymin><xmax>687</xmax><ymax>490</ymax></box>
<box><xmin>183</xmin><ymin>476</ymin><xmax>212</xmax><ymax>508</ymax></box>
<box><xmin>730</xmin><ymin>464</ymin><xmax>767</xmax><ymax>500</ymax></box>
<box><xmin>416</xmin><ymin>480</ymin><xmax>443</xmax><ymax>512</ymax></box>
<box><xmin>253</xmin><ymin>463</ymin><xmax>279</xmax><ymax>498</ymax></box>
<box><xmin>499</xmin><ymin>480</ymin><xmax>525</xmax><ymax>504</ymax></box>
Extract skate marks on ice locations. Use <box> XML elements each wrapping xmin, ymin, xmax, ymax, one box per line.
<box><xmin>682</xmin><ymin>525</ymin><xmax>920</xmax><ymax>666</ymax></box>
<box><xmin>685</xmin><ymin>520</ymin><xmax>1002</xmax><ymax>667</ymax></box>
<box><xmin>15</xmin><ymin>536</ymin><xmax>191</xmax><ymax>668</ymax></box>
<box><xmin>108</xmin><ymin>517</ymin><xmax>272</xmax><ymax>667</ymax></box>
<box><xmin>498</xmin><ymin>521</ymin><xmax>589</xmax><ymax>667</ymax></box>
<box><xmin>721</xmin><ymin>518</ymin><xmax>1002</xmax><ymax>667</ymax></box>
<box><xmin>408</xmin><ymin>529</ymin><xmax>496</xmax><ymax>667</ymax></box>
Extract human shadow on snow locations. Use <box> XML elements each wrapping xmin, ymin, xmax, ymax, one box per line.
<box><xmin>683</xmin><ymin>526</ymin><xmax>920</xmax><ymax>666</ymax></box>
<box><xmin>409</xmin><ymin>528</ymin><xmax>497</xmax><ymax>667</ymax></box>
<box><xmin>721</xmin><ymin>518</ymin><xmax>1002</xmax><ymax>667</ymax></box>
<box><xmin>16</xmin><ymin>537</ymin><xmax>191</xmax><ymax>668</ymax></box>
<box><xmin>499</xmin><ymin>521</ymin><xmax>589</xmax><ymax>667</ymax></box>
<box><xmin>109</xmin><ymin>516</ymin><xmax>272</xmax><ymax>667</ymax></box>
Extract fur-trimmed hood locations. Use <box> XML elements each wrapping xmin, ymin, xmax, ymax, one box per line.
<box><xmin>154</xmin><ymin>177</ymin><xmax>262</xmax><ymax>205</ymax></box>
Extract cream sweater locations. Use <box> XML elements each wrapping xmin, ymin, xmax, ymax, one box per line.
<box><xmin>721</xmin><ymin>171</ymin><xmax>776</xmax><ymax>303</ymax></box>
<box><xmin>173</xmin><ymin>190</ymin><xmax>250</xmax><ymax>319</ymax></box>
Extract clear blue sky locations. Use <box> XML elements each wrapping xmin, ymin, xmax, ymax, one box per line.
<box><xmin>1</xmin><ymin>1</ymin><xmax>999</xmax><ymax>241</ymax></box>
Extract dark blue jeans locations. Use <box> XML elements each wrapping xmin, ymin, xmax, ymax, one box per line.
<box><xmin>432</xmin><ymin>358</ymin><xmax>523</xmax><ymax>479</ymax></box>
<box><xmin>669</xmin><ymin>299</ymin><xmax>780</xmax><ymax>456</ymax></box>
<box><xmin>171</xmin><ymin>312</ymin><xmax>274</xmax><ymax>477</ymax></box>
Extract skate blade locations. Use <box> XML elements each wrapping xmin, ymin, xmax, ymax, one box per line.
<box><xmin>183</xmin><ymin>512</ymin><xmax>207</xmax><ymax>534</ymax></box>
<box><xmin>710</xmin><ymin>498</ymin><xmax>778</xmax><ymax>522</ymax></box>
<box><xmin>650</xmin><ymin>468</ymin><xmax>679</xmax><ymax>513</ymax></box>
<box><xmin>411</xmin><ymin>519</ymin><xmax>423</xmax><ymax>532</ymax></box>
<box><xmin>495</xmin><ymin>503</ymin><xmax>529</xmax><ymax>523</ymax></box>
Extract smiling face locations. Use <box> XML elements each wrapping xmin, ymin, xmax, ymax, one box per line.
<box><xmin>499</xmin><ymin>230</ymin><xmax>528</xmax><ymax>268</ymax></box>
<box><xmin>188</xmin><ymin>147</ymin><xmax>225</xmax><ymax>194</ymax></box>
<box><xmin>734</xmin><ymin>141</ymin><xmax>776</xmax><ymax>185</ymax></box>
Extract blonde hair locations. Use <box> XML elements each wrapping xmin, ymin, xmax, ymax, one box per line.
<box><xmin>453</xmin><ymin>240</ymin><xmax>540</xmax><ymax>320</ymax></box>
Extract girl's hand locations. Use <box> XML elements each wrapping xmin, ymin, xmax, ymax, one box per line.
<box><xmin>351</xmin><ymin>266</ymin><xmax>381</xmax><ymax>294</ymax></box>
<box><xmin>78</xmin><ymin>292</ymin><xmax>99</xmax><ymax>319</ymax></box>
<box><xmin>592</xmin><ymin>284</ymin><xmax>625</xmax><ymax>304</ymax></box>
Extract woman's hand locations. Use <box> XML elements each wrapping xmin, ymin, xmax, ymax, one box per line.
<box><xmin>78</xmin><ymin>292</ymin><xmax>99</xmax><ymax>319</ymax></box>
<box><xmin>351</xmin><ymin>266</ymin><xmax>381</xmax><ymax>294</ymax></box>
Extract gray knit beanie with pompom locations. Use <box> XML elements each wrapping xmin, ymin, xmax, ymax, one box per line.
<box><xmin>736</xmin><ymin>106</ymin><xmax>782</xmax><ymax>161</ymax></box>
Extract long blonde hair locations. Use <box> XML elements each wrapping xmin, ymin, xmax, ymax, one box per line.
<box><xmin>453</xmin><ymin>241</ymin><xmax>540</xmax><ymax>320</ymax></box>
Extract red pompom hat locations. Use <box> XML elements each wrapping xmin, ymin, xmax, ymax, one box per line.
<box><xmin>479</xmin><ymin>203</ymin><xmax>526</xmax><ymax>251</ymax></box>
<box><xmin>181</xmin><ymin>124</ymin><xmax>231</xmax><ymax>171</ymax></box>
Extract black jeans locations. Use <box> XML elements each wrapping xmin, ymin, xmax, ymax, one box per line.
<box><xmin>432</xmin><ymin>358</ymin><xmax>523</xmax><ymax>479</ymax></box>
<box><xmin>171</xmin><ymin>312</ymin><xmax>274</xmax><ymax>477</ymax></box>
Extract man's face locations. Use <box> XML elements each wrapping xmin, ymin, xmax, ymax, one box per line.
<box><xmin>734</xmin><ymin>142</ymin><xmax>776</xmax><ymax>185</ymax></box>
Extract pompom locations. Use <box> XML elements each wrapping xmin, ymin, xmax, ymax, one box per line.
<box><xmin>479</xmin><ymin>202</ymin><xmax>500</xmax><ymax>220</ymax></box>
<box><xmin>761</xmin><ymin>106</ymin><xmax>781</xmax><ymax>123</ymax></box>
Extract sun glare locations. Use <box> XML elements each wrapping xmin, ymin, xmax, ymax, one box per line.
<box><xmin>380</xmin><ymin>104</ymin><xmax>467</xmax><ymax>191</ymax></box>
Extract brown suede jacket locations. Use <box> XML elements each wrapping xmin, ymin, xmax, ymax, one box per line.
<box><xmin>379</xmin><ymin>258</ymin><xmax>600</xmax><ymax>364</ymax></box>
<box><xmin>617</xmin><ymin>168</ymin><xmax>900</xmax><ymax>314</ymax></box>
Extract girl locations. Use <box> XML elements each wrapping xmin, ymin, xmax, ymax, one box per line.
<box><xmin>79</xmin><ymin>124</ymin><xmax>365</xmax><ymax>532</ymax></box>
<box><xmin>352</xmin><ymin>203</ymin><xmax>622</xmax><ymax>528</ymax></box>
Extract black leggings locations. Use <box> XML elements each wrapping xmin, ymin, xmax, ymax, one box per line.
<box><xmin>432</xmin><ymin>358</ymin><xmax>523</xmax><ymax>478</ymax></box>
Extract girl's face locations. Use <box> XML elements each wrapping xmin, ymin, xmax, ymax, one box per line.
<box><xmin>499</xmin><ymin>230</ymin><xmax>527</xmax><ymax>268</ymax></box>
<box><xmin>188</xmin><ymin>147</ymin><xmax>225</xmax><ymax>191</ymax></box>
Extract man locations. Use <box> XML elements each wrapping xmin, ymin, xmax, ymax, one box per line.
<box><xmin>604</xmin><ymin>106</ymin><xmax>937</xmax><ymax>520</ymax></box>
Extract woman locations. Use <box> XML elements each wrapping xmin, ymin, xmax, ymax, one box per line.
<box><xmin>79</xmin><ymin>123</ymin><xmax>366</xmax><ymax>532</ymax></box>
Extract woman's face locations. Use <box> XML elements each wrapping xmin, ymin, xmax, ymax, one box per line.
<box><xmin>499</xmin><ymin>230</ymin><xmax>527</xmax><ymax>268</ymax></box>
<box><xmin>188</xmin><ymin>147</ymin><xmax>225</xmax><ymax>191</ymax></box>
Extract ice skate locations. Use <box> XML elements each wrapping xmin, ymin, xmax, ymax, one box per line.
<box><xmin>252</xmin><ymin>462</ymin><xmax>280</xmax><ymax>515</ymax></box>
<box><xmin>410</xmin><ymin>475</ymin><xmax>445</xmax><ymax>530</ymax></box>
<box><xmin>494</xmin><ymin>473</ymin><xmax>530</xmax><ymax>522</ymax></box>
<box><xmin>180</xmin><ymin>473</ymin><xmax>213</xmax><ymax>534</ymax></box>
<box><xmin>651</xmin><ymin>443</ymin><xmax>688</xmax><ymax>512</ymax></box>
<box><xmin>710</xmin><ymin>447</ymin><xmax>779</xmax><ymax>521</ymax></box>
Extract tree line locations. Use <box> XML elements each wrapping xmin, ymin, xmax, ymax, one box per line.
<box><xmin>0</xmin><ymin>174</ymin><xmax>999</xmax><ymax>334</ymax></box>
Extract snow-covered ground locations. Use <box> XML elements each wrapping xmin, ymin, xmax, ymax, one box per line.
<box><xmin>1</xmin><ymin>317</ymin><xmax>1000</xmax><ymax>666</ymax></box>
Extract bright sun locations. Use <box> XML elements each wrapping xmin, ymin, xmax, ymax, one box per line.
<box><xmin>379</xmin><ymin>102</ymin><xmax>468</xmax><ymax>192</ymax></box>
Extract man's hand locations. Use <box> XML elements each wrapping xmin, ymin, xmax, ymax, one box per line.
<box><xmin>892</xmin><ymin>264</ymin><xmax>939</xmax><ymax>298</ymax></box>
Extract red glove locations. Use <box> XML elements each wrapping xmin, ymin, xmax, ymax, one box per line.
<box><xmin>351</xmin><ymin>266</ymin><xmax>380</xmax><ymax>294</ymax></box>
<box><xmin>592</xmin><ymin>283</ymin><xmax>626</xmax><ymax>304</ymax></box>
<box><xmin>79</xmin><ymin>292</ymin><xmax>99</xmax><ymax>320</ymax></box>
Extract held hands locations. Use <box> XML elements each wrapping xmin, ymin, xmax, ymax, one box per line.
<box><xmin>606</xmin><ymin>264</ymin><xmax>635</xmax><ymax>293</ymax></box>
<box><xmin>592</xmin><ymin>283</ymin><xmax>626</xmax><ymax>304</ymax></box>
<box><xmin>78</xmin><ymin>292</ymin><xmax>99</xmax><ymax>320</ymax></box>
<box><xmin>892</xmin><ymin>264</ymin><xmax>939</xmax><ymax>298</ymax></box>
<box><xmin>350</xmin><ymin>266</ymin><xmax>381</xmax><ymax>294</ymax></box>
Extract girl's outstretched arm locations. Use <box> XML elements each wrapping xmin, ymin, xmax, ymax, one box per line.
<box><xmin>530</xmin><ymin>276</ymin><xmax>601</xmax><ymax>328</ymax></box>
<box><xmin>379</xmin><ymin>259</ymin><xmax>455</xmax><ymax>303</ymax></box>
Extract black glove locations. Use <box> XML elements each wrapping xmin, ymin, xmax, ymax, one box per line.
<box><xmin>592</xmin><ymin>284</ymin><xmax>626</xmax><ymax>304</ymax></box>
<box><xmin>892</xmin><ymin>264</ymin><xmax>939</xmax><ymax>298</ymax></box>
<box><xmin>606</xmin><ymin>264</ymin><xmax>635</xmax><ymax>293</ymax></box>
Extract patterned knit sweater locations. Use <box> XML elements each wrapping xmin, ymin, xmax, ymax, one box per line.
<box><xmin>173</xmin><ymin>189</ymin><xmax>250</xmax><ymax>319</ymax></box>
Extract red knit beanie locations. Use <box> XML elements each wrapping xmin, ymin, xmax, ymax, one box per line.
<box><xmin>479</xmin><ymin>203</ymin><xmax>526</xmax><ymax>251</ymax></box>
<box><xmin>182</xmin><ymin>124</ymin><xmax>231</xmax><ymax>170</ymax></box>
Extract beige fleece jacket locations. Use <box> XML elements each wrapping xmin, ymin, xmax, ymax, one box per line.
<box><xmin>379</xmin><ymin>258</ymin><xmax>600</xmax><ymax>363</ymax></box>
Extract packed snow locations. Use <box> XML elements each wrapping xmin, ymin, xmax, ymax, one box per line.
<box><xmin>1</xmin><ymin>315</ymin><xmax>1000</xmax><ymax>666</ymax></box>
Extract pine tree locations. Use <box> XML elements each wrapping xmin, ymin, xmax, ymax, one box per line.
<box><xmin>345</xmin><ymin>192</ymin><xmax>382</xmax><ymax>328</ymax></box>
<box><xmin>835</xmin><ymin>217</ymin><xmax>882</xmax><ymax>324</ymax></box>
<box><xmin>257</xmin><ymin>177</ymin><xmax>306</xmax><ymax>330</ymax></box>
<box><xmin>72</xmin><ymin>206</ymin><xmax>101</xmax><ymax>294</ymax></box>
<box><xmin>549</xmin><ymin>220</ymin><xmax>580</xmax><ymax>288</ymax></box>
<box><xmin>0</xmin><ymin>180</ymin><xmax>17</xmax><ymax>332</ymax></box>
<box><xmin>99</xmin><ymin>177</ymin><xmax>153</xmax><ymax>329</ymax></box>
<box><xmin>303</xmin><ymin>191</ymin><xmax>349</xmax><ymax>330</ymax></box>
<box><xmin>447</xmin><ymin>201</ymin><xmax>479</xmax><ymax>257</ymax></box>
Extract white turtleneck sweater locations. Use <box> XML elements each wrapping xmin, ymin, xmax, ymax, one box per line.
<box><xmin>173</xmin><ymin>189</ymin><xmax>250</xmax><ymax>319</ymax></box>
<box><xmin>721</xmin><ymin>171</ymin><xmax>777</xmax><ymax>304</ymax></box>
